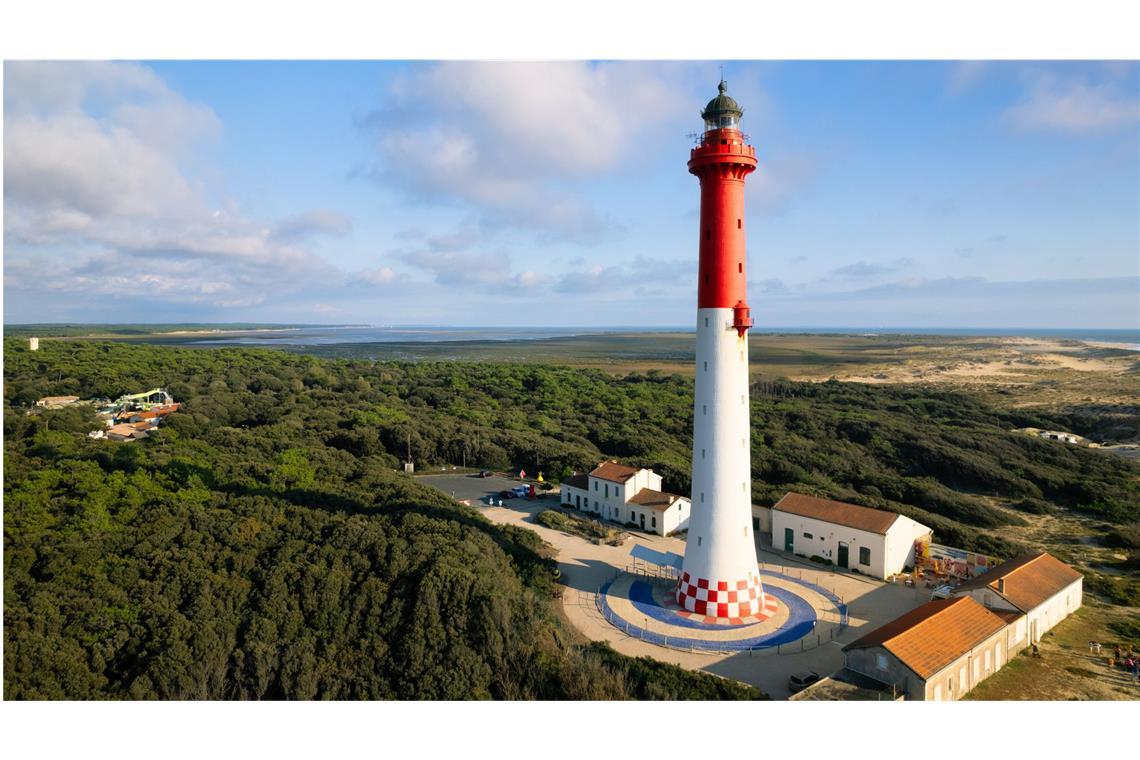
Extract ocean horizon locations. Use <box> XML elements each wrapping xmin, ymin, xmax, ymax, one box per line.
<box><xmin>67</xmin><ymin>323</ymin><xmax>1140</xmax><ymax>349</ymax></box>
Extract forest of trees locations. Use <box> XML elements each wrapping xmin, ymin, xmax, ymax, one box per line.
<box><xmin>4</xmin><ymin>338</ymin><xmax>1138</xmax><ymax>698</ymax></box>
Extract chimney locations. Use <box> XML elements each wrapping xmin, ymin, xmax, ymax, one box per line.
<box><xmin>997</xmin><ymin>578</ymin><xmax>1006</xmax><ymax>594</ymax></box>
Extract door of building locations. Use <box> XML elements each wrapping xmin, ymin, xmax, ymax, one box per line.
<box><xmin>838</xmin><ymin>542</ymin><xmax>849</xmax><ymax>569</ymax></box>
<box><xmin>639</xmin><ymin>513</ymin><xmax>645</xmax><ymax>529</ymax></box>
<box><xmin>784</xmin><ymin>528</ymin><xmax>794</xmax><ymax>552</ymax></box>
<box><xmin>575</xmin><ymin>495</ymin><xmax>580</xmax><ymax>509</ymax></box>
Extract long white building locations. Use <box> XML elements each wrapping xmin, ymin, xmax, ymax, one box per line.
<box><xmin>951</xmin><ymin>551</ymin><xmax>1083</xmax><ymax>644</ymax></box>
<box><xmin>560</xmin><ymin>461</ymin><xmax>690</xmax><ymax>537</ymax></box>
<box><xmin>772</xmin><ymin>492</ymin><xmax>932</xmax><ymax>580</ymax></box>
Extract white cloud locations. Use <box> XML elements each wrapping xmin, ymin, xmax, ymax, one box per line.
<box><xmin>368</xmin><ymin>61</ymin><xmax>691</xmax><ymax>243</ymax></box>
<box><xmin>358</xmin><ymin>266</ymin><xmax>398</xmax><ymax>285</ymax></box>
<box><xmin>270</xmin><ymin>210</ymin><xmax>353</xmax><ymax>242</ymax></box>
<box><xmin>1003</xmin><ymin>75</ymin><xmax>1139</xmax><ymax>134</ymax></box>
<box><xmin>398</xmin><ymin>247</ymin><xmax>513</xmax><ymax>286</ymax></box>
<box><xmin>829</xmin><ymin>258</ymin><xmax>913</xmax><ymax>280</ymax></box>
<box><xmin>4</xmin><ymin>61</ymin><xmax>349</xmax><ymax>311</ymax></box>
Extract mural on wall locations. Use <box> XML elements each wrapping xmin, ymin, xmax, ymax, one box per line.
<box><xmin>914</xmin><ymin>539</ymin><xmax>999</xmax><ymax>580</ymax></box>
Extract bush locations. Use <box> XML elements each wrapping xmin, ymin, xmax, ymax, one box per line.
<box><xmin>1084</xmin><ymin>573</ymin><xmax>1140</xmax><ymax>606</ymax></box>
<box><xmin>1009</xmin><ymin>497</ymin><xmax>1057</xmax><ymax>516</ymax></box>
<box><xmin>1103</xmin><ymin>524</ymin><xmax>1140</xmax><ymax>550</ymax></box>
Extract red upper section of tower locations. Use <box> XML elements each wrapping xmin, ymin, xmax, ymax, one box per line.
<box><xmin>689</xmin><ymin>82</ymin><xmax>757</xmax><ymax>312</ymax></box>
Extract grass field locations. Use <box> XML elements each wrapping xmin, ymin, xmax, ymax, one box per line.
<box><xmin>965</xmin><ymin>602</ymin><xmax>1140</xmax><ymax>701</ymax></box>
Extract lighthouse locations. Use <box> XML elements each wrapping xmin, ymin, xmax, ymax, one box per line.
<box><xmin>676</xmin><ymin>80</ymin><xmax>765</xmax><ymax>619</ymax></box>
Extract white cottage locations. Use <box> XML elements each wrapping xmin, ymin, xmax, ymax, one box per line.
<box><xmin>771</xmin><ymin>492</ymin><xmax>932</xmax><ymax>579</ymax></box>
<box><xmin>951</xmin><ymin>551</ymin><xmax>1082</xmax><ymax>644</ymax></box>
<box><xmin>560</xmin><ymin>461</ymin><xmax>690</xmax><ymax>537</ymax></box>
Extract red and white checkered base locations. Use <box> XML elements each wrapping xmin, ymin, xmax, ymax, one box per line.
<box><xmin>676</xmin><ymin>570</ymin><xmax>769</xmax><ymax>620</ymax></box>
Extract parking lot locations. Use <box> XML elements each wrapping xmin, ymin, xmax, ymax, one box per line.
<box><xmin>417</xmin><ymin>472</ymin><xmax>932</xmax><ymax>699</ymax></box>
<box><xmin>416</xmin><ymin>472</ymin><xmax>553</xmax><ymax>506</ymax></box>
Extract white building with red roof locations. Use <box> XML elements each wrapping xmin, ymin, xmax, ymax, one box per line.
<box><xmin>772</xmin><ymin>492</ymin><xmax>932</xmax><ymax>579</ymax></box>
<box><xmin>560</xmin><ymin>461</ymin><xmax>690</xmax><ymax>536</ymax></box>
<box><xmin>951</xmin><ymin>551</ymin><xmax>1083</xmax><ymax>645</ymax></box>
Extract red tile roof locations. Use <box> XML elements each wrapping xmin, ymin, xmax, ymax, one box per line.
<box><xmin>951</xmin><ymin>552</ymin><xmax>1083</xmax><ymax>613</ymax></box>
<box><xmin>590</xmin><ymin>461</ymin><xmax>640</xmax><ymax>483</ymax></box>
<box><xmin>773</xmin><ymin>492</ymin><xmax>901</xmax><ymax>535</ymax></box>
<box><xmin>844</xmin><ymin>596</ymin><xmax>1008</xmax><ymax>679</ymax></box>
<box><xmin>562</xmin><ymin>473</ymin><xmax>589</xmax><ymax>490</ymax></box>
<box><xmin>628</xmin><ymin>488</ymin><xmax>685</xmax><ymax>512</ymax></box>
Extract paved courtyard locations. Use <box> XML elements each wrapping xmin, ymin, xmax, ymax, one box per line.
<box><xmin>418</xmin><ymin>474</ymin><xmax>934</xmax><ymax>699</ymax></box>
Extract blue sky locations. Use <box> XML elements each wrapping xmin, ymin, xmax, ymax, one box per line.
<box><xmin>4</xmin><ymin>60</ymin><xmax>1138</xmax><ymax>328</ymax></box>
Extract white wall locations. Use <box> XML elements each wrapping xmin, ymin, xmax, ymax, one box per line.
<box><xmin>772</xmin><ymin>510</ymin><xmax>889</xmax><ymax>578</ymax></box>
<box><xmin>1027</xmin><ymin>579</ymin><xmax>1082</xmax><ymax>642</ymax></box>
<box><xmin>884</xmin><ymin>515</ymin><xmax>933</xmax><ymax>576</ymax></box>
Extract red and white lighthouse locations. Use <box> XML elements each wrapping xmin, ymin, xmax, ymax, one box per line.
<box><xmin>676</xmin><ymin>80</ymin><xmax>765</xmax><ymax>619</ymax></box>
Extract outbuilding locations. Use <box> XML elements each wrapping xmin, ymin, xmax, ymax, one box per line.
<box><xmin>771</xmin><ymin>492</ymin><xmax>932</xmax><ymax>579</ymax></box>
<box><xmin>951</xmin><ymin>551</ymin><xmax>1082</xmax><ymax>644</ymax></box>
<box><xmin>560</xmin><ymin>461</ymin><xmax>690</xmax><ymax>537</ymax></box>
<box><xmin>843</xmin><ymin>595</ymin><xmax>1015</xmax><ymax>701</ymax></box>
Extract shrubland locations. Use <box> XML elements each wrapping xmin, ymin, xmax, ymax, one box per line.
<box><xmin>5</xmin><ymin>339</ymin><xmax>1138</xmax><ymax>697</ymax></box>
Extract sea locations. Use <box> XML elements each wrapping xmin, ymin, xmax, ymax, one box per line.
<box><xmin>183</xmin><ymin>325</ymin><xmax>1140</xmax><ymax>351</ymax></box>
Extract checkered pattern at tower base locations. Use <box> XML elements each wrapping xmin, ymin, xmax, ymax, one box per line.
<box><xmin>676</xmin><ymin>569</ymin><xmax>766</xmax><ymax>618</ymax></box>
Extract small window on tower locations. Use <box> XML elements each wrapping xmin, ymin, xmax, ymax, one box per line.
<box><xmin>705</xmin><ymin>228</ymin><xmax>710</xmax><ymax>240</ymax></box>
<box><xmin>703</xmin><ymin>361</ymin><xmax>708</xmax><ymax>371</ymax></box>
<box><xmin>738</xmin><ymin>263</ymin><xmax>743</xmax><ymax>273</ymax></box>
<box><xmin>737</xmin><ymin>219</ymin><xmax>742</xmax><ymax>229</ymax></box>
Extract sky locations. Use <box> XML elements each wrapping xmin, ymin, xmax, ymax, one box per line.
<box><xmin>3</xmin><ymin>60</ymin><xmax>1138</xmax><ymax>328</ymax></box>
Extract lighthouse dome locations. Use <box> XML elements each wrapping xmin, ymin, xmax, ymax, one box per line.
<box><xmin>701</xmin><ymin>80</ymin><xmax>743</xmax><ymax>131</ymax></box>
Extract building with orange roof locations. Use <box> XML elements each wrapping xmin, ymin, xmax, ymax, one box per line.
<box><xmin>843</xmin><ymin>595</ymin><xmax>1021</xmax><ymax>700</ymax></box>
<box><xmin>951</xmin><ymin>551</ymin><xmax>1083</xmax><ymax>645</ymax></box>
<box><xmin>560</xmin><ymin>461</ymin><xmax>690</xmax><ymax>536</ymax></box>
<box><xmin>771</xmin><ymin>492</ymin><xmax>933</xmax><ymax>579</ymax></box>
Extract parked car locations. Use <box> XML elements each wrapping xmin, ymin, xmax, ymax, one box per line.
<box><xmin>788</xmin><ymin>671</ymin><xmax>821</xmax><ymax>694</ymax></box>
<box><xmin>510</xmin><ymin>485</ymin><xmax>530</xmax><ymax>498</ymax></box>
<box><xmin>478</xmin><ymin>470</ymin><xmax>492</xmax><ymax>478</ymax></box>
<box><xmin>499</xmin><ymin>490</ymin><xmax>514</xmax><ymax>499</ymax></box>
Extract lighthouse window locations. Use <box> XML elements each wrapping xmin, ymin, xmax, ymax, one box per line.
<box><xmin>738</xmin><ymin>263</ymin><xmax>742</xmax><ymax>273</ymax></box>
<box><xmin>703</xmin><ymin>361</ymin><xmax>708</xmax><ymax>371</ymax></box>
<box><xmin>697</xmin><ymin>536</ymin><xmax>702</xmax><ymax>547</ymax></box>
<box><xmin>737</xmin><ymin>218</ymin><xmax>742</xmax><ymax>229</ymax></box>
<box><xmin>701</xmin><ymin>449</ymin><xmax>706</xmax><ymax>459</ymax></box>
<box><xmin>701</xmin><ymin>493</ymin><xmax>705</xmax><ymax>503</ymax></box>
<box><xmin>705</xmin><ymin>317</ymin><xmax>709</xmax><ymax>327</ymax></box>
<box><xmin>705</xmin><ymin>228</ymin><xmax>710</xmax><ymax>240</ymax></box>
<box><xmin>702</xmin><ymin>405</ymin><xmax>707</xmax><ymax>416</ymax></box>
